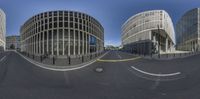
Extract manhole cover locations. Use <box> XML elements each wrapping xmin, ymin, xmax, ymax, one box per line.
<box><xmin>95</xmin><ymin>67</ymin><xmax>104</xmax><ymax>73</ymax></box>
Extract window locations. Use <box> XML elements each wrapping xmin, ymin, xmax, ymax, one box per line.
<box><xmin>64</xmin><ymin>17</ymin><xmax>68</xmax><ymax>21</ymax></box>
<box><xmin>70</xmin><ymin>17</ymin><xmax>73</xmax><ymax>21</ymax></box>
<box><xmin>70</xmin><ymin>12</ymin><xmax>73</xmax><ymax>17</ymax></box>
<box><xmin>64</xmin><ymin>22</ymin><xmax>68</xmax><ymax>27</ymax></box>
<box><xmin>70</xmin><ymin>22</ymin><xmax>73</xmax><ymax>28</ymax></box>
<box><xmin>75</xmin><ymin>23</ymin><xmax>78</xmax><ymax>29</ymax></box>
<box><xmin>59</xmin><ymin>17</ymin><xmax>63</xmax><ymax>21</ymax></box>
<box><xmin>75</xmin><ymin>18</ymin><xmax>78</xmax><ymax>22</ymax></box>
<box><xmin>49</xmin><ymin>23</ymin><xmax>52</xmax><ymax>29</ymax></box>
<box><xmin>54</xmin><ymin>12</ymin><xmax>57</xmax><ymax>16</ymax></box>
<box><xmin>54</xmin><ymin>17</ymin><xmax>57</xmax><ymax>21</ymax></box>
<box><xmin>49</xmin><ymin>12</ymin><xmax>52</xmax><ymax>17</ymax></box>
<box><xmin>45</xmin><ymin>19</ymin><xmax>48</xmax><ymax>24</ymax></box>
<box><xmin>59</xmin><ymin>11</ymin><xmax>63</xmax><ymax>16</ymax></box>
<box><xmin>79</xmin><ymin>24</ymin><xmax>82</xmax><ymax>30</ymax></box>
<box><xmin>44</xmin><ymin>13</ymin><xmax>47</xmax><ymax>18</ymax></box>
<box><xmin>75</xmin><ymin>12</ymin><xmax>78</xmax><ymax>17</ymax></box>
<box><xmin>45</xmin><ymin>24</ymin><xmax>48</xmax><ymax>29</ymax></box>
<box><xmin>59</xmin><ymin>22</ymin><xmax>63</xmax><ymax>27</ymax></box>
<box><xmin>54</xmin><ymin>22</ymin><xmax>57</xmax><ymax>28</ymax></box>
<box><xmin>79</xmin><ymin>19</ymin><xmax>82</xmax><ymax>23</ymax></box>
<box><xmin>49</xmin><ymin>18</ymin><xmax>52</xmax><ymax>22</ymax></box>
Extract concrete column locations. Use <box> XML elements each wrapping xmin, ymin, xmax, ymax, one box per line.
<box><xmin>39</xmin><ymin>33</ymin><xmax>41</xmax><ymax>55</ymax></box>
<box><xmin>51</xmin><ymin>31</ymin><xmax>53</xmax><ymax>55</ymax></box>
<box><xmin>88</xmin><ymin>34</ymin><xmax>90</xmax><ymax>54</ymax></box>
<box><xmin>82</xmin><ymin>32</ymin><xmax>85</xmax><ymax>55</ymax></box>
<box><xmin>36</xmin><ymin>35</ymin><xmax>38</xmax><ymax>54</ymax></box>
<box><xmin>57</xmin><ymin>29</ymin><xmax>59</xmax><ymax>56</ymax></box>
<box><xmin>47</xmin><ymin>31</ymin><xmax>49</xmax><ymax>54</ymax></box>
<box><xmin>31</xmin><ymin>36</ymin><xmax>34</xmax><ymax>54</ymax></box>
<box><xmin>78</xmin><ymin>31</ymin><xmax>80</xmax><ymax>55</ymax></box>
<box><xmin>86</xmin><ymin>33</ymin><xmax>88</xmax><ymax>54</ymax></box>
<box><xmin>33</xmin><ymin>36</ymin><xmax>35</xmax><ymax>54</ymax></box>
<box><xmin>165</xmin><ymin>37</ymin><xmax>168</xmax><ymax>52</ymax></box>
<box><xmin>73</xmin><ymin>30</ymin><xmax>75</xmax><ymax>55</ymax></box>
<box><xmin>63</xmin><ymin>29</ymin><xmax>65</xmax><ymax>55</ymax></box>
<box><xmin>43</xmin><ymin>32</ymin><xmax>45</xmax><ymax>54</ymax></box>
<box><xmin>153</xmin><ymin>35</ymin><xmax>156</xmax><ymax>43</ymax></box>
<box><xmin>68</xmin><ymin>29</ymin><xmax>70</xmax><ymax>56</ymax></box>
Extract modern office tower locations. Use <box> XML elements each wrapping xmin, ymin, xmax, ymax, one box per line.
<box><xmin>0</xmin><ymin>9</ymin><xmax>6</xmax><ymax>51</ymax></box>
<box><xmin>20</xmin><ymin>11</ymin><xmax>104</xmax><ymax>57</ymax></box>
<box><xmin>122</xmin><ymin>10</ymin><xmax>175</xmax><ymax>55</ymax></box>
<box><xmin>6</xmin><ymin>35</ymin><xmax>20</xmax><ymax>50</ymax></box>
<box><xmin>176</xmin><ymin>8</ymin><xmax>200</xmax><ymax>51</ymax></box>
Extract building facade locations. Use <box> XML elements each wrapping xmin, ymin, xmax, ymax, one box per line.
<box><xmin>176</xmin><ymin>8</ymin><xmax>200</xmax><ymax>51</ymax></box>
<box><xmin>0</xmin><ymin>9</ymin><xmax>6</xmax><ymax>51</ymax></box>
<box><xmin>6</xmin><ymin>35</ymin><xmax>20</xmax><ymax>50</ymax></box>
<box><xmin>122</xmin><ymin>10</ymin><xmax>175</xmax><ymax>55</ymax></box>
<box><xmin>20</xmin><ymin>11</ymin><xmax>104</xmax><ymax>57</ymax></box>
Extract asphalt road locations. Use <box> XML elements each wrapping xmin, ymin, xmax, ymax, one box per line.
<box><xmin>1</xmin><ymin>51</ymin><xmax>200</xmax><ymax>99</ymax></box>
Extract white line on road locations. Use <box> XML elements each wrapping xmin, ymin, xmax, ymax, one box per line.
<box><xmin>115</xmin><ymin>51</ymin><xmax>122</xmax><ymax>59</ymax></box>
<box><xmin>0</xmin><ymin>56</ymin><xmax>6</xmax><ymax>62</ymax></box>
<box><xmin>131</xmin><ymin>66</ymin><xmax>181</xmax><ymax>77</ymax></box>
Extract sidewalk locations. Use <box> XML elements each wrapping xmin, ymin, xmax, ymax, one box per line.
<box><xmin>15</xmin><ymin>51</ymin><xmax>108</xmax><ymax>71</ymax></box>
<box><xmin>142</xmin><ymin>51</ymin><xmax>200</xmax><ymax>60</ymax></box>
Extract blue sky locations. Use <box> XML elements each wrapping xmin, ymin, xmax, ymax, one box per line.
<box><xmin>0</xmin><ymin>0</ymin><xmax>200</xmax><ymax>46</ymax></box>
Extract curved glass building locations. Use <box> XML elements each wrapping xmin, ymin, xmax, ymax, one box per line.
<box><xmin>176</xmin><ymin>8</ymin><xmax>200</xmax><ymax>51</ymax></box>
<box><xmin>0</xmin><ymin>9</ymin><xmax>6</xmax><ymax>51</ymax></box>
<box><xmin>122</xmin><ymin>10</ymin><xmax>175</xmax><ymax>55</ymax></box>
<box><xmin>20</xmin><ymin>11</ymin><xmax>104</xmax><ymax>57</ymax></box>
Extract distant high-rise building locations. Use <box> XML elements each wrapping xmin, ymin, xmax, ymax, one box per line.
<box><xmin>176</xmin><ymin>8</ymin><xmax>200</xmax><ymax>51</ymax></box>
<box><xmin>0</xmin><ymin>9</ymin><xmax>6</xmax><ymax>51</ymax></box>
<box><xmin>6</xmin><ymin>35</ymin><xmax>20</xmax><ymax>50</ymax></box>
<box><xmin>122</xmin><ymin>10</ymin><xmax>175</xmax><ymax>55</ymax></box>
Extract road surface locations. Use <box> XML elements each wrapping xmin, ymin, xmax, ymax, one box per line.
<box><xmin>0</xmin><ymin>51</ymin><xmax>200</xmax><ymax>99</ymax></box>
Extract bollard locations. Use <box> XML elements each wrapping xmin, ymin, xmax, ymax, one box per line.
<box><xmin>40</xmin><ymin>55</ymin><xmax>42</xmax><ymax>62</ymax></box>
<box><xmin>53</xmin><ymin>56</ymin><xmax>55</xmax><ymax>65</ymax></box>
<box><xmin>82</xmin><ymin>55</ymin><xmax>84</xmax><ymax>62</ymax></box>
<box><xmin>68</xmin><ymin>56</ymin><xmax>71</xmax><ymax>65</ymax></box>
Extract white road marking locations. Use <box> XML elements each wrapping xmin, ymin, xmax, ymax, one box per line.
<box><xmin>115</xmin><ymin>51</ymin><xmax>122</xmax><ymax>59</ymax></box>
<box><xmin>0</xmin><ymin>56</ymin><xmax>6</xmax><ymax>62</ymax></box>
<box><xmin>150</xmin><ymin>76</ymin><xmax>161</xmax><ymax>90</ymax></box>
<box><xmin>15</xmin><ymin>51</ymin><xmax>109</xmax><ymax>71</ymax></box>
<box><xmin>131</xmin><ymin>66</ymin><xmax>181</xmax><ymax>77</ymax></box>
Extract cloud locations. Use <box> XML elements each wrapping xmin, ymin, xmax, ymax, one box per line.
<box><xmin>105</xmin><ymin>40</ymin><xmax>121</xmax><ymax>47</ymax></box>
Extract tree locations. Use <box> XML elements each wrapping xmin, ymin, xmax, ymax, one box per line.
<box><xmin>10</xmin><ymin>44</ymin><xmax>15</xmax><ymax>49</ymax></box>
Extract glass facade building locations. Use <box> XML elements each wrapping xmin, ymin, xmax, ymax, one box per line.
<box><xmin>20</xmin><ymin>11</ymin><xmax>104</xmax><ymax>57</ymax></box>
<box><xmin>176</xmin><ymin>8</ymin><xmax>200</xmax><ymax>51</ymax></box>
<box><xmin>0</xmin><ymin>9</ymin><xmax>6</xmax><ymax>51</ymax></box>
<box><xmin>122</xmin><ymin>10</ymin><xmax>175</xmax><ymax>55</ymax></box>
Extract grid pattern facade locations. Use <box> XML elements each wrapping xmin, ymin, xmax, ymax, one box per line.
<box><xmin>6</xmin><ymin>36</ymin><xmax>20</xmax><ymax>49</ymax></box>
<box><xmin>122</xmin><ymin>10</ymin><xmax>175</xmax><ymax>54</ymax></box>
<box><xmin>176</xmin><ymin>8</ymin><xmax>200</xmax><ymax>51</ymax></box>
<box><xmin>20</xmin><ymin>11</ymin><xmax>104</xmax><ymax>56</ymax></box>
<box><xmin>0</xmin><ymin>9</ymin><xmax>6</xmax><ymax>51</ymax></box>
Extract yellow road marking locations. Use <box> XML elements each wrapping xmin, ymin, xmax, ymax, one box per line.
<box><xmin>97</xmin><ymin>57</ymin><xmax>141</xmax><ymax>62</ymax></box>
